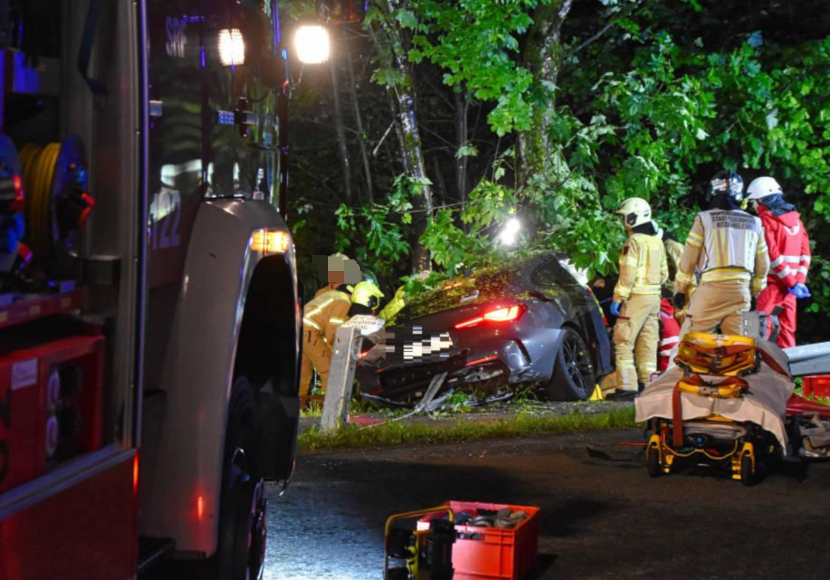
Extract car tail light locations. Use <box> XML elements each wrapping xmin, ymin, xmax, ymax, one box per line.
<box><xmin>454</xmin><ymin>305</ymin><xmax>525</xmax><ymax>330</ymax></box>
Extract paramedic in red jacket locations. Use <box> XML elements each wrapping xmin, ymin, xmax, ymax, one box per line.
<box><xmin>746</xmin><ymin>176</ymin><xmax>811</xmax><ymax>348</ymax></box>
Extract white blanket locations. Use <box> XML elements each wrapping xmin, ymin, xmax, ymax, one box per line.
<box><xmin>635</xmin><ymin>340</ymin><xmax>794</xmax><ymax>448</ymax></box>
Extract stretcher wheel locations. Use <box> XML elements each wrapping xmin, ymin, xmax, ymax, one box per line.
<box><xmin>646</xmin><ymin>445</ymin><xmax>662</xmax><ymax>478</ymax></box>
<box><xmin>740</xmin><ymin>454</ymin><xmax>755</xmax><ymax>487</ymax></box>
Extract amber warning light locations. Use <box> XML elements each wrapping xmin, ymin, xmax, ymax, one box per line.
<box><xmin>251</xmin><ymin>230</ymin><xmax>291</xmax><ymax>254</ymax></box>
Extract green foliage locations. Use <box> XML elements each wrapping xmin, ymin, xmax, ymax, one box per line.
<box><xmin>332</xmin><ymin>0</ymin><xmax>830</xmax><ymax>333</ymax></box>
<box><xmin>335</xmin><ymin>175</ymin><xmax>417</xmax><ymax>281</ymax></box>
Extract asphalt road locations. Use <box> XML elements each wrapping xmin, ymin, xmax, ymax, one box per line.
<box><xmin>263</xmin><ymin>429</ymin><xmax>830</xmax><ymax>579</ymax></box>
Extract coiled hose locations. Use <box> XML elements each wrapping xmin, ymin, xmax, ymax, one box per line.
<box><xmin>20</xmin><ymin>143</ymin><xmax>61</xmax><ymax>256</ymax></box>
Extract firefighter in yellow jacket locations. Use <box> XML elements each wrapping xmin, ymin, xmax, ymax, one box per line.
<box><xmin>610</xmin><ymin>198</ymin><xmax>668</xmax><ymax>393</ymax></box>
<box><xmin>299</xmin><ymin>285</ymin><xmax>353</xmax><ymax>401</ymax></box>
<box><xmin>299</xmin><ymin>280</ymin><xmax>385</xmax><ymax>402</ymax></box>
<box><xmin>673</xmin><ymin>171</ymin><xmax>770</xmax><ymax>337</ymax></box>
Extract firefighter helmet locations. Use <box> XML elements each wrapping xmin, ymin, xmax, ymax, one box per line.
<box><xmin>746</xmin><ymin>176</ymin><xmax>783</xmax><ymax>201</ymax></box>
<box><xmin>615</xmin><ymin>198</ymin><xmax>652</xmax><ymax>229</ymax></box>
<box><xmin>708</xmin><ymin>170</ymin><xmax>744</xmax><ymax>201</ymax></box>
<box><xmin>351</xmin><ymin>280</ymin><xmax>384</xmax><ymax>310</ymax></box>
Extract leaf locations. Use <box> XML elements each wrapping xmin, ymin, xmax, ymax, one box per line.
<box><xmin>747</xmin><ymin>31</ymin><xmax>764</xmax><ymax>48</ymax></box>
<box><xmin>766</xmin><ymin>108</ymin><xmax>779</xmax><ymax>130</ymax></box>
<box><xmin>456</xmin><ymin>144</ymin><xmax>479</xmax><ymax>159</ymax></box>
<box><xmin>395</xmin><ymin>9</ymin><xmax>418</xmax><ymax>29</ymax></box>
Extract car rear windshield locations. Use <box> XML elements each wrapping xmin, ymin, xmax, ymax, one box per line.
<box><xmin>397</xmin><ymin>264</ymin><xmax>522</xmax><ymax>321</ymax></box>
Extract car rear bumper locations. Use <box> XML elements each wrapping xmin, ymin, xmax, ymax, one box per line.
<box><xmin>358</xmin><ymin>333</ymin><xmax>552</xmax><ymax>403</ymax></box>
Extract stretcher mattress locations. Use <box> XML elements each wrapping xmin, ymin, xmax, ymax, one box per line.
<box><xmin>635</xmin><ymin>340</ymin><xmax>794</xmax><ymax>448</ymax></box>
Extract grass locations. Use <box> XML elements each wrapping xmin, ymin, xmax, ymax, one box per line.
<box><xmin>298</xmin><ymin>405</ymin><xmax>637</xmax><ymax>453</ymax></box>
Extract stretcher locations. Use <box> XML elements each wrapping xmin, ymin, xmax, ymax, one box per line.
<box><xmin>636</xmin><ymin>333</ymin><xmax>830</xmax><ymax>485</ymax></box>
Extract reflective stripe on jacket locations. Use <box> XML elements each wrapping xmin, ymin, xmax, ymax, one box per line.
<box><xmin>613</xmin><ymin>232</ymin><xmax>669</xmax><ymax>301</ymax></box>
<box><xmin>757</xmin><ymin>206</ymin><xmax>811</xmax><ymax>289</ymax></box>
<box><xmin>675</xmin><ymin>210</ymin><xmax>769</xmax><ymax>296</ymax></box>
<box><xmin>302</xmin><ymin>289</ymin><xmax>352</xmax><ymax>344</ymax></box>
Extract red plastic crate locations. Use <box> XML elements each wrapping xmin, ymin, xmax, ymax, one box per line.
<box><xmin>419</xmin><ymin>501</ymin><xmax>540</xmax><ymax>580</ymax></box>
<box><xmin>803</xmin><ymin>375</ymin><xmax>830</xmax><ymax>399</ymax></box>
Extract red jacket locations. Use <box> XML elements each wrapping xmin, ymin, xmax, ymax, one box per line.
<box><xmin>757</xmin><ymin>206</ymin><xmax>810</xmax><ymax>289</ymax></box>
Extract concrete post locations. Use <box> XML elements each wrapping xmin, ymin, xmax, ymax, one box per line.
<box><xmin>321</xmin><ymin>325</ymin><xmax>361</xmax><ymax>432</ymax></box>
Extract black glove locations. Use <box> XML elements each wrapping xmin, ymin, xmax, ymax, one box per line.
<box><xmin>672</xmin><ymin>292</ymin><xmax>685</xmax><ymax>310</ymax></box>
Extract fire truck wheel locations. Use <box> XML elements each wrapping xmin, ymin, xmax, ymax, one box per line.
<box><xmin>213</xmin><ymin>376</ymin><xmax>267</xmax><ymax>580</ymax></box>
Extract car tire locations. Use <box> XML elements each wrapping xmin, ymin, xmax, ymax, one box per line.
<box><xmin>212</xmin><ymin>376</ymin><xmax>267</xmax><ymax>580</ymax></box>
<box><xmin>545</xmin><ymin>327</ymin><xmax>596</xmax><ymax>401</ymax></box>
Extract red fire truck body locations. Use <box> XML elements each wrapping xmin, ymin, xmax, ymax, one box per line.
<box><xmin>0</xmin><ymin>1</ymin><xmax>312</xmax><ymax>577</ymax></box>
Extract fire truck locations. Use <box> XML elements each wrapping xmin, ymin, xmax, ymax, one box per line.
<box><xmin>0</xmin><ymin>1</ymin><xmax>362</xmax><ymax>578</ymax></box>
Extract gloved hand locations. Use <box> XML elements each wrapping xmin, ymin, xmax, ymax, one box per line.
<box><xmin>610</xmin><ymin>302</ymin><xmax>622</xmax><ymax>317</ymax></box>
<box><xmin>672</xmin><ymin>292</ymin><xmax>686</xmax><ymax>310</ymax></box>
<box><xmin>789</xmin><ymin>283</ymin><xmax>811</xmax><ymax>299</ymax></box>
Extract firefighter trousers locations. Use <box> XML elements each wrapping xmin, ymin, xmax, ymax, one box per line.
<box><xmin>299</xmin><ymin>329</ymin><xmax>332</xmax><ymax>398</ymax></box>
<box><xmin>757</xmin><ymin>283</ymin><xmax>797</xmax><ymax>348</ymax></box>
<box><xmin>679</xmin><ymin>280</ymin><xmax>750</xmax><ymax>338</ymax></box>
<box><xmin>614</xmin><ymin>294</ymin><xmax>660</xmax><ymax>391</ymax></box>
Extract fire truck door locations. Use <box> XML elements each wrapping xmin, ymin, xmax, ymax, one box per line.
<box><xmin>146</xmin><ymin>0</ymin><xmax>203</xmax><ymax>288</ymax></box>
<box><xmin>201</xmin><ymin>0</ymin><xmax>279</xmax><ymax>202</ymax></box>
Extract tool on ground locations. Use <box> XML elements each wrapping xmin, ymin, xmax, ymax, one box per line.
<box><xmin>385</xmin><ymin>506</ymin><xmax>456</xmax><ymax>580</ymax></box>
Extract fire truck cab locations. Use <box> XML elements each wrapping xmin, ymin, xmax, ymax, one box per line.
<box><xmin>0</xmin><ymin>1</ymin><xmax>313</xmax><ymax>578</ymax></box>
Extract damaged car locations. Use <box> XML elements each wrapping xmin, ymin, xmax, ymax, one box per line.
<box><xmin>356</xmin><ymin>253</ymin><xmax>613</xmax><ymax>406</ymax></box>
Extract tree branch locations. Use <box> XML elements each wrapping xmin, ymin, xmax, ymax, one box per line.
<box><xmin>567</xmin><ymin>0</ymin><xmax>645</xmax><ymax>59</ymax></box>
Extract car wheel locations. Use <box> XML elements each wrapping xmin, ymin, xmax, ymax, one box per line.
<box><xmin>545</xmin><ymin>327</ymin><xmax>596</xmax><ymax>401</ymax></box>
<box><xmin>213</xmin><ymin>377</ymin><xmax>267</xmax><ymax>580</ymax></box>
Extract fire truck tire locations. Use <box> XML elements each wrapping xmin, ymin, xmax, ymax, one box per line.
<box><xmin>212</xmin><ymin>376</ymin><xmax>267</xmax><ymax>580</ymax></box>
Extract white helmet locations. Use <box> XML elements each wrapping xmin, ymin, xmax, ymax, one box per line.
<box><xmin>615</xmin><ymin>197</ymin><xmax>652</xmax><ymax>229</ymax></box>
<box><xmin>746</xmin><ymin>176</ymin><xmax>783</xmax><ymax>200</ymax></box>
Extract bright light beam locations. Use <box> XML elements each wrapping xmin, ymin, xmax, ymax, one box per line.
<box><xmin>496</xmin><ymin>217</ymin><xmax>521</xmax><ymax>246</ymax></box>
<box><xmin>295</xmin><ymin>25</ymin><xmax>330</xmax><ymax>64</ymax></box>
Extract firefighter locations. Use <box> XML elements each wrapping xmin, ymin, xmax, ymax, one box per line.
<box><xmin>673</xmin><ymin>171</ymin><xmax>770</xmax><ymax>337</ymax></box>
<box><xmin>656</xmin><ymin>228</ymin><xmax>690</xmax><ymax>372</ymax></box>
<box><xmin>657</xmin><ymin>297</ymin><xmax>681</xmax><ymax>372</ymax></box>
<box><xmin>610</xmin><ymin>198</ymin><xmax>668</xmax><ymax>394</ymax></box>
<box><xmin>349</xmin><ymin>280</ymin><xmax>385</xmax><ymax>316</ymax></box>
<box><xmin>378</xmin><ymin>270</ymin><xmax>430</xmax><ymax>321</ymax></box>
<box><xmin>313</xmin><ymin>252</ymin><xmax>354</xmax><ymax>298</ymax></box>
<box><xmin>746</xmin><ymin>176</ymin><xmax>811</xmax><ymax>348</ymax></box>
<box><xmin>298</xmin><ymin>283</ymin><xmax>352</xmax><ymax>402</ymax></box>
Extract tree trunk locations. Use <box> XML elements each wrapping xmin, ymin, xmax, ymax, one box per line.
<box><xmin>518</xmin><ymin>0</ymin><xmax>575</xmax><ymax>184</ymax></box>
<box><xmin>329</xmin><ymin>48</ymin><xmax>353</xmax><ymax>203</ymax></box>
<box><xmin>346</xmin><ymin>46</ymin><xmax>374</xmax><ymax>203</ymax></box>
<box><xmin>453</xmin><ymin>89</ymin><xmax>469</xmax><ymax>204</ymax></box>
<box><xmin>381</xmin><ymin>0</ymin><xmax>434</xmax><ymax>272</ymax></box>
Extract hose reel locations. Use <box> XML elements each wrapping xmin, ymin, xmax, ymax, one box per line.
<box><xmin>20</xmin><ymin>135</ymin><xmax>94</xmax><ymax>260</ymax></box>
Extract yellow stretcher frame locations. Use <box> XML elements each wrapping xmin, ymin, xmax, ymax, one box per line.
<box><xmin>646</xmin><ymin>419</ymin><xmax>757</xmax><ymax>485</ymax></box>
